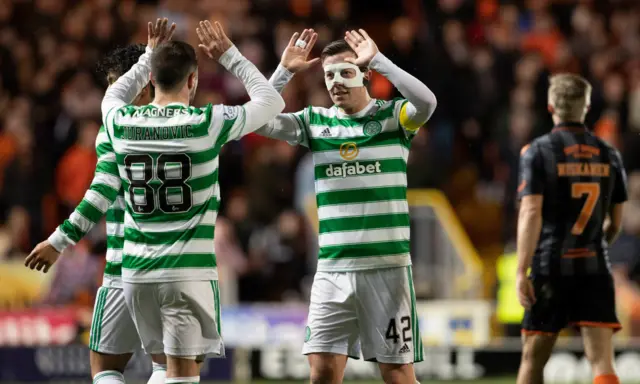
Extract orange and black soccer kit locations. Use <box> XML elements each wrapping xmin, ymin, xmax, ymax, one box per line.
<box><xmin>518</xmin><ymin>122</ymin><xmax>628</xmax><ymax>334</ymax></box>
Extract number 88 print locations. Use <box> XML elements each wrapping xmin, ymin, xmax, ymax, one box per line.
<box><xmin>124</xmin><ymin>153</ymin><xmax>193</xmax><ymax>214</ymax></box>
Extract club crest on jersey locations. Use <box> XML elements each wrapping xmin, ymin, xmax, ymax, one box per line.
<box><xmin>363</xmin><ymin>120</ymin><xmax>382</xmax><ymax>136</ymax></box>
<box><xmin>223</xmin><ymin>106</ymin><xmax>238</xmax><ymax>120</ymax></box>
<box><xmin>339</xmin><ymin>142</ymin><xmax>359</xmax><ymax>161</ymax></box>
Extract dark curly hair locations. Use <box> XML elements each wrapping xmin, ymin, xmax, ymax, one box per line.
<box><xmin>97</xmin><ymin>44</ymin><xmax>154</xmax><ymax>97</ymax></box>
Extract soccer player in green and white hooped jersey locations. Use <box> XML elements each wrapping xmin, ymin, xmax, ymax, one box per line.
<box><xmin>255</xmin><ymin>29</ymin><xmax>437</xmax><ymax>384</ymax></box>
<box><xmin>98</xmin><ymin>20</ymin><xmax>284</xmax><ymax>384</ymax></box>
<box><xmin>25</xmin><ymin>44</ymin><xmax>170</xmax><ymax>384</ymax></box>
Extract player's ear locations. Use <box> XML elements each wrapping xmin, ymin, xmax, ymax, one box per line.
<box><xmin>547</xmin><ymin>104</ymin><xmax>554</xmax><ymax>114</ymax></box>
<box><xmin>149</xmin><ymin>72</ymin><xmax>156</xmax><ymax>87</ymax></box>
<box><xmin>363</xmin><ymin>68</ymin><xmax>372</xmax><ymax>81</ymax></box>
<box><xmin>187</xmin><ymin>72</ymin><xmax>196</xmax><ymax>89</ymax></box>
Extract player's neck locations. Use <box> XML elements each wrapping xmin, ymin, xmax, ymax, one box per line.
<box><xmin>152</xmin><ymin>91</ymin><xmax>189</xmax><ymax>107</ymax></box>
<box><xmin>552</xmin><ymin>116</ymin><xmax>585</xmax><ymax>125</ymax></box>
<box><xmin>341</xmin><ymin>94</ymin><xmax>372</xmax><ymax>115</ymax></box>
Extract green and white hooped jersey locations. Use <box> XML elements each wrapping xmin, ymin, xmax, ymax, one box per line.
<box><xmin>56</xmin><ymin>126</ymin><xmax>125</xmax><ymax>288</ymax></box>
<box><xmin>295</xmin><ymin>98</ymin><xmax>418</xmax><ymax>272</ymax></box>
<box><xmin>104</xmin><ymin>102</ymin><xmax>245</xmax><ymax>283</ymax></box>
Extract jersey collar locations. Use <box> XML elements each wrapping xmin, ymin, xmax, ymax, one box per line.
<box><xmin>551</xmin><ymin>122</ymin><xmax>587</xmax><ymax>133</ymax></box>
<box><xmin>150</xmin><ymin>102</ymin><xmax>188</xmax><ymax>108</ymax></box>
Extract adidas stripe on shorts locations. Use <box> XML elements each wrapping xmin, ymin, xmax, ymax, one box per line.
<box><xmin>89</xmin><ymin>286</ymin><xmax>142</xmax><ymax>354</ymax></box>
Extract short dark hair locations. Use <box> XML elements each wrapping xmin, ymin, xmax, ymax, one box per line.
<box><xmin>150</xmin><ymin>41</ymin><xmax>197</xmax><ymax>92</ymax></box>
<box><xmin>321</xmin><ymin>40</ymin><xmax>356</xmax><ymax>62</ymax></box>
<box><xmin>97</xmin><ymin>44</ymin><xmax>155</xmax><ymax>97</ymax></box>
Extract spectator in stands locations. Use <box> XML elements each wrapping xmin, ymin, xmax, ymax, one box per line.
<box><xmin>248</xmin><ymin>210</ymin><xmax>309</xmax><ymax>302</ymax></box>
<box><xmin>55</xmin><ymin>120</ymin><xmax>99</xmax><ymax>218</ymax></box>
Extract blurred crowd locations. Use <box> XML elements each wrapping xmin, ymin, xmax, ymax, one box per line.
<box><xmin>1</xmin><ymin>0</ymin><xmax>640</xmax><ymax>312</ymax></box>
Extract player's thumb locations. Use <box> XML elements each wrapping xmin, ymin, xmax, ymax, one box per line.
<box><xmin>306</xmin><ymin>58</ymin><xmax>320</xmax><ymax>67</ymax></box>
<box><xmin>198</xmin><ymin>45</ymin><xmax>213</xmax><ymax>58</ymax></box>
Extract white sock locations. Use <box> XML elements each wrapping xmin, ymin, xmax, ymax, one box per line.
<box><xmin>93</xmin><ymin>370</ymin><xmax>125</xmax><ymax>384</ymax></box>
<box><xmin>165</xmin><ymin>376</ymin><xmax>200</xmax><ymax>383</ymax></box>
<box><xmin>146</xmin><ymin>362</ymin><xmax>166</xmax><ymax>384</ymax></box>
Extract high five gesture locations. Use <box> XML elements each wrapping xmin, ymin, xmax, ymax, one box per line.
<box><xmin>280</xmin><ymin>29</ymin><xmax>320</xmax><ymax>73</ymax></box>
<box><xmin>344</xmin><ymin>29</ymin><xmax>379</xmax><ymax>67</ymax></box>
<box><xmin>196</xmin><ymin>20</ymin><xmax>234</xmax><ymax>61</ymax></box>
<box><xmin>148</xmin><ymin>18</ymin><xmax>176</xmax><ymax>49</ymax></box>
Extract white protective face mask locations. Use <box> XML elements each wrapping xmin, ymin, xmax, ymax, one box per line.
<box><xmin>324</xmin><ymin>63</ymin><xmax>365</xmax><ymax>91</ymax></box>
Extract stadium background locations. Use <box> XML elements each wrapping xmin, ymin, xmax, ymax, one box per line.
<box><xmin>1</xmin><ymin>0</ymin><xmax>640</xmax><ymax>382</ymax></box>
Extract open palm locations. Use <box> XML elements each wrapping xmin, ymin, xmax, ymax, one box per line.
<box><xmin>344</xmin><ymin>29</ymin><xmax>379</xmax><ymax>67</ymax></box>
<box><xmin>280</xmin><ymin>29</ymin><xmax>320</xmax><ymax>73</ymax></box>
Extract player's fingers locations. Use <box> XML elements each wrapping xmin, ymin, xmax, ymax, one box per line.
<box><xmin>159</xmin><ymin>18</ymin><xmax>166</xmax><ymax>33</ymax></box>
<box><xmin>359</xmin><ymin>29</ymin><xmax>372</xmax><ymax>41</ymax></box>
<box><xmin>306</xmin><ymin>33</ymin><xmax>318</xmax><ymax>52</ymax></box>
<box><xmin>527</xmin><ymin>284</ymin><xmax>536</xmax><ymax>304</ymax></box>
<box><xmin>167</xmin><ymin>23</ymin><xmax>177</xmax><ymax>41</ymax></box>
<box><xmin>343</xmin><ymin>57</ymin><xmax>356</xmax><ymax>64</ymax></box>
<box><xmin>148</xmin><ymin>22</ymin><xmax>153</xmax><ymax>38</ymax></box>
<box><xmin>27</xmin><ymin>255</ymin><xmax>40</xmax><ymax>269</ymax></box>
<box><xmin>198</xmin><ymin>22</ymin><xmax>212</xmax><ymax>41</ymax></box>
<box><xmin>166</xmin><ymin>23</ymin><xmax>177</xmax><ymax>41</ymax></box>
<box><xmin>344</xmin><ymin>33</ymin><xmax>358</xmax><ymax>49</ymax></box>
<box><xmin>43</xmin><ymin>262</ymin><xmax>51</xmax><ymax>274</ymax></box>
<box><xmin>196</xmin><ymin>27</ymin><xmax>206</xmax><ymax>43</ymax></box>
<box><xmin>154</xmin><ymin>18</ymin><xmax>162</xmax><ymax>36</ymax></box>
<box><xmin>350</xmin><ymin>29</ymin><xmax>364</xmax><ymax>42</ymax></box>
<box><xmin>162</xmin><ymin>18</ymin><xmax>170</xmax><ymax>39</ymax></box>
<box><xmin>205</xmin><ymin>21</ymin><xmax>219</xmax><ymax>40</ymax></box>
<box><xmin>214</xmin><ymin>21</ymin><xmax>229</xmax><ymax>40</ymax></box>
<box><xmin>35</xmin><ymin>260</ymin><xmax>45</xmax><ymax>272</ymax></box>
<box><xmin>287</xmin><ymin>32</ymin><xmax>300</xmax><ymax>48</ymax></box>
<box><xmin>299</xmin><ymin>29</ymin><xmax>311</xmax><ymax>43</ymax></box>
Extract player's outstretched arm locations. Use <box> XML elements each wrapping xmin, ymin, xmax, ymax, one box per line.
<box><xmin>101</xmin><ymin>18</ymin><xmax>176</xmax><ymax>125</ymax></box>
<box><xmin>345</xmin><ymin>29</ymin><xmax>437</xmax><ymax>132</ymax></box>
<box><xmin>197</xmin><ymin>20</ymin><xmax>285</xmax><ymax>139</ymax></box>
<box><xmin>25</xmin><ymin>127</ymin><xmax>121</xmax><ymax>273</ymax></box>
<box><xmin>253</xmin><ymin>29</ymin><xmax>319</xmax><ymax>144</ymax></box>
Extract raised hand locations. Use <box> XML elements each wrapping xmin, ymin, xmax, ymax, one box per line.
<box><xmin>196</xmin><ymin>20</ymin><xmax>234</xmax><ymax>61</ymax></box>
<box><xmin>280</xmin><ymin>29</ymin><xmax>320</xmax><ymax>73</ymax></box>
<box><xmin>344</xmin><ymin>29</ymin><xmax>379</xmax><ymax>67</ymax></box>
<box><xmin>148</xmin><ymin>18</ymin><xmax>177</xmax><ymax>49</ymax></box>
<box><xmin>24</xmin><ymin>240</ymin><xmax>60</xmax><ymax>273</ymax></box>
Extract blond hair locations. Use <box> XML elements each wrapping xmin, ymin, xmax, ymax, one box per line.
<box><xmin>548</xmin><ymin>73</ymin><xmax>592</xmax><ymax>122</ymax></box>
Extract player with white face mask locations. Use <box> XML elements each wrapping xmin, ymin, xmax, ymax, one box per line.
<box><xmin>255</xmin><ymin>29</ymin><xmax>437</xmax><ymax>384</ymax></box>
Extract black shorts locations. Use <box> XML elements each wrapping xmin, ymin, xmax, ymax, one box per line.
<box><xmin>521</xmin><ymin>274</ymin><xmax>621</xmax><ymax>335</ymax></box>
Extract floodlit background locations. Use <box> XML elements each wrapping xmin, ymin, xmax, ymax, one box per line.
<box><xmin>1</xmin><ymin>0</ymin><xmax>640</xmax><ymax>382</ymax></box>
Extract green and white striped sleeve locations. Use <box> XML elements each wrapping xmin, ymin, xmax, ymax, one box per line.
<box><xmin>253</xmin><ymin>65</ymin><xmax>309</xmax><ymax>146</ymax></box>
<box><xmin>47</xmin><ymin>126</ymin><xmax>121</xmax><ymax>252</ymax></box>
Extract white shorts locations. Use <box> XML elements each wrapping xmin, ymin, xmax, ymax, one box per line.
<box><xmin>89</xmin><ymin>286</ymin><xmax>142</xmax><ymax>355</ymax></box>
<box><xmin>122</xmin><ymin>280</ymin><xmax>224</xmax><ymax>358</ymax></box>
<box><xmin>302</xmin><ymin>266</ymin><xmax>424</xmax><ymax>364</ymax></box>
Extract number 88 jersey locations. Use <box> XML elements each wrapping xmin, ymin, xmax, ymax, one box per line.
<box><xmin>518</xmin><ymin>122</ymin><xmax>628</xmax><ymax>277</ymax></box>
<box><xmin>105</xmin><ymin>103</ymin><xmax>245</xmax><ymax>283</ymax></box>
